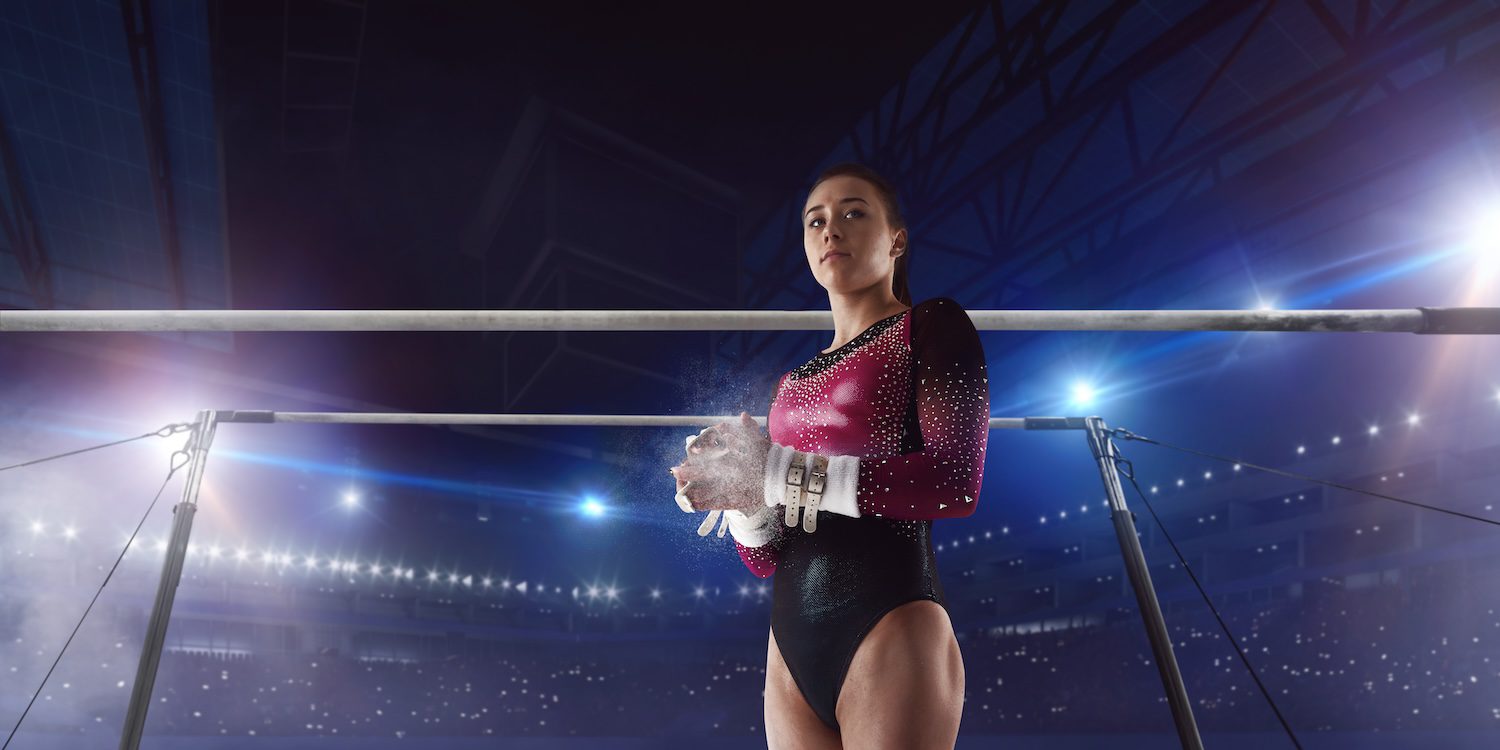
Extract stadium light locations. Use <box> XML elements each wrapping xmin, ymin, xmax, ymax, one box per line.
<box><xmin>1070</xmin><ymin>381</ymin><xmax>1095</xmax><ymax>407</ymax></box>
<box><xmin>1470</xmin><ymin>207</ymin><xmax>1499</xmax><ymax>280</ymax></box>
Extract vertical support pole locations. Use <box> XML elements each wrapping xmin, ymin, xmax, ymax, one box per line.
<box><xmin>119</xmin><ymin>409</ymin><xmax>218</xmax><ymax>750</ymax></box>
<box><xmin>1083</xmin><ymin>416</ymin><xmax>1204</xmax><ymax>750</ymax></box>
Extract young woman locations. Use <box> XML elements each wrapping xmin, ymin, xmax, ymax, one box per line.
<box><xmin>671</xmin><ymin>163</ymin><xmax>990</xmax><ymax>749</ymax></box>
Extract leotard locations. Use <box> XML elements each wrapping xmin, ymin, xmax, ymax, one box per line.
<box><xmin>733</xmin><ymin>296</ymin><xmax>990</xmax><ymax>731</ymax></box>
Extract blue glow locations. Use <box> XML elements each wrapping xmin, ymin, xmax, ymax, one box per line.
<box><xmin>1070</xmin><ymin>382</ymin><xmax>1096</xmax><ymax>407</ymax></box>
<box><xmin>0</xmin><ymin>416</ymin><xmax>589</xmax><ymax>510</ymax></box>
<box><xmin>581</xmin><ymin>497</ymin><xmax>606</xmax><ymax>517</ymax></box>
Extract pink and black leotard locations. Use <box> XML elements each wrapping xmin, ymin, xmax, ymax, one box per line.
<box><xmin>734</xmin><ymin>296</ymin><xmax>990</xmax><ymax>732</ymax></box>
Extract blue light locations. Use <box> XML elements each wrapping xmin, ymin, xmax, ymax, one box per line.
<box><xmin>1070</xmin><ymin>382</ymin><xmax>1095</xmax><ymax>407</ymax></box>
<box><xmin>582</xmin><ymin>497</ymin><xmax>606</xmax><ymax>517</ymax></box>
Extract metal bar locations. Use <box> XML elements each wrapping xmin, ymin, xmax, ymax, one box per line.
<box><xmin>1084</xmin><ymin>416</ymin><xmax>1204</xmax><ymax>749</ymax></box>
<box><xmin>119</xmin><ymin>410</ymin><xmax>217</xmax><ymax>750</ymax></box>
<box><xmin>3</xmin><ymin>307</ymin><xmax>1495</xmax><ymax>333</ymax></box>
<box><xmin>212</xmin><ymin>410</ymin><xmax>1034</xmax><ymax>430</ymax></box>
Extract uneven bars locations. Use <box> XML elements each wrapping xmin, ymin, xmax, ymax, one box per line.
<box><xmin>211</xmin><ymin>410</ymin><xmax>1039</xmax><ymax>429</ymax></box>
<box><xmin>0</xmin><ymin>307</ymin><xmax>1496</xmax><ymax>333</ymax></box>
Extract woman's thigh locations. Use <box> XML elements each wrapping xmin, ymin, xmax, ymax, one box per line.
<box><xmin>835</xmin><ymin>600</ymin><xmax>964</xmax><ymax>750</ymax></box>
<box><xmin>765</xmin><ymin>627</ymin><xmax>843</xmax><ymax>750</ymax></box>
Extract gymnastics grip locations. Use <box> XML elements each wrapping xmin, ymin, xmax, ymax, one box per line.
<box><xmin>1416</xmin><ymin>307</ymin><xmax>1500</xmax><ymax>334</ymax></box>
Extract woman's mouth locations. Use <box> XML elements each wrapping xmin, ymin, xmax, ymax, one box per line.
<box><xmin>822</xmin><ymin>252</ymin><xmax>849</xmax><ymax>263</ymax></box>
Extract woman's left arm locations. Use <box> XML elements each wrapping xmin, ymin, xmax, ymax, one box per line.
<box><xmin>765</xmin><ymin>298</ymin><xmax>990</xmax><ymax>521</ymax></box>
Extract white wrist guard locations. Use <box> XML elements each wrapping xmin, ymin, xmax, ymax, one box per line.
<box><xmin>725</xmin><ymin>505</ymin><xmax>777</xmax><ymax>547</ymax></box>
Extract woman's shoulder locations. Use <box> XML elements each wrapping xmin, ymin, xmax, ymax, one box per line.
<box><xmin>911</xmin><ymin>297</ymin><xmax>973</xmax><ymax>327</ymax></box>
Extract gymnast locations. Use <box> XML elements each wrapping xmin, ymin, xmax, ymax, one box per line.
<box><xmin>671</xmin><ymin>162</ymin><xmax>989</xmax><ymax>749</ymax></box>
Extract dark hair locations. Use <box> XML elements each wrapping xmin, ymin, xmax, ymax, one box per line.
<box><xmin>808</xmin><ymin>162</ymin><xmax>911</xmax><ymax>306</ymax></box>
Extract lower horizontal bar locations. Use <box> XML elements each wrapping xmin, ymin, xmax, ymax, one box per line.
<box><xmin>211</xmin><ymin>410</ymin><xmax>1039</xmax><ymax>430</ymax></box>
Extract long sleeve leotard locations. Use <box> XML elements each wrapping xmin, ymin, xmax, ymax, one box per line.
<box><xmin>732</xmin><ymin>297</ymin><xmax>990</xmax><ymax>578</ymax></box>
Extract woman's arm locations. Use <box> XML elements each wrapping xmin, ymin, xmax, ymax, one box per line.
<box><xmin>767</xmin><ymin>298</ymin><xmax>990</xmax><ymax>522</ymax></box>
<box><xmin>729</xmin><ymin>374</ymin><xmax>790</xmax><ymax>578</ymax></box>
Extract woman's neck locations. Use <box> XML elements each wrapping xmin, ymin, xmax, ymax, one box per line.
<box><xmin>823</xmin><ymin>291</ymin><xmax>909</xmax><ymax>354</ymax></box>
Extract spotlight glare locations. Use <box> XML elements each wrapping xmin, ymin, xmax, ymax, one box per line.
<box><xmin>581</xmin><ymin>498</ymin><xmax>606</xmax><ymax>517</ymax></box>
<box><xmin>29</xmin><ymin>522</ymin><xmax>43</xmax><ymax>535</ymax></box>
<box><xmin>1070</xmin><ymin>382</ymin><xmax>1095</xmax><ymax>406</ymax></box>
<box><xmin>342</xmin><ymin>492</ymin><xmax>359</xmax><ymax>509</ymax></box>
<box><xmin>63</xmin><ymin>526</ymin><xmax>77</xmax><ymax>540</ymax></box>
<box><xmin>1470</xmin><ymin>208</ymin><xmax>1499</xmax><ymax>279</ymax></box>
<box><xmin>1368</xmin><ymin>425</ymin><xmax>1379</xmax><ymax>436</ymax></box>
<box><xmin>1407</xmin><ymin>413</ymin><xmax>1421</xmax><ymax>426</ymax></box>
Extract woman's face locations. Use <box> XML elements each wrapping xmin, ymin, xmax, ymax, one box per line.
<box><xmin>802</xmin><ymin>175</ymin><xmax>906</xmax><ymax>296</ymax></box>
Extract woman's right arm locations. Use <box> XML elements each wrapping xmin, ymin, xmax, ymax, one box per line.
<box><xmin>729</xmin><ymin>373</ymin><xmax>789</xmax><ymax>578</ymax></box>
<box><xmin>730</xmin><ymin>509</ymin><xmax>783</xmax><ymax>578</ymax></box>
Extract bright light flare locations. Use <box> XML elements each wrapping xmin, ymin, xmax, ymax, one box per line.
<box><xmin>1070</xmin><ymin>382</ymin><xmax>1095</xmax><ymax>406</ymax></box>
<box><xmin>1470</xmin><ymin>208</ymin><xmax>1500</xmax><ymax>280</ymax></box>
<box><xmin>581</xmin><ymin>498</ymin><xmax>606</xmax><ymax>518</ymax></box>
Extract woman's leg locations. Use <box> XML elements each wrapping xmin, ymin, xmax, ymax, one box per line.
<box><xmin>835</xmin><ymin>600</ymin><xmax>964</xmax><ymax>749</ymax></box>
<box><xmin>765</xmin><ymin>626</ymin><xmax>844</xmax><ymax>750</ymax></box>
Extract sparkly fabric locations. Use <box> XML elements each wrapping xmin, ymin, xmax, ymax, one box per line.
<box><xmin>733</xmin><ymin>296</ymin><xmax>991</xmax><ymax>577</ymax></box>
<box><xmin>730</xmin><ymin>297</ymin><xmax>990</xmax><ymax>732</ymax></box>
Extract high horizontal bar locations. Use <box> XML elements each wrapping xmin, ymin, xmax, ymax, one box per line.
<box><xmin>1</xmin><ymin>307</ymin><xmax>1495</xmax><ymax>333</ymax></box>
<box><xmin>213</xmin><ymin>410</ymin><xmax>1049</xmax><ymax>430</ymax></box>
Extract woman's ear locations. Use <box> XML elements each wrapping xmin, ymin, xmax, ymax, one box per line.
<box><xmin>891</xmin><ymin>227</ymin><xmax>908</xmax><ymax>257</ymax></box>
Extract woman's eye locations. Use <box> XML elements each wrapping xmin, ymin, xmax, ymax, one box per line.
<box><xmin>845</xmin><ymin>209</ymin><xmax>863</xmax><ymax>219</ymax></box>
<box><xmin>808</xmin><ymin>218</ymin><xmax>823</xmax><ymax>228</ymax></box>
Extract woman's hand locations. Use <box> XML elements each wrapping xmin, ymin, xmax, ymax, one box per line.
<box><xmin>671</xmin><ymin>411</ymin><xmax>771</xmax><ymax>515</ymax></box>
